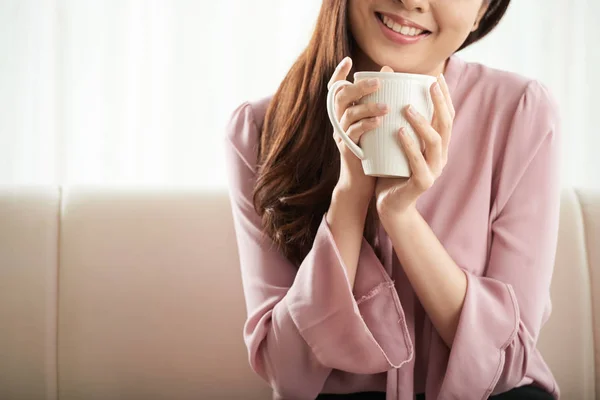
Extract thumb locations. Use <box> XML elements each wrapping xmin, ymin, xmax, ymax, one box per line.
<box><xmin>380</xmin><ymin>66</ymin><xmax>394</xmax><ymax>72</ymax></box>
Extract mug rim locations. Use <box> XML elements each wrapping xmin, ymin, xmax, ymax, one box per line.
<box><xmin>354</xmin><ymin>71</ymin><xmax>436</xmax><ymax>82</ymax></box>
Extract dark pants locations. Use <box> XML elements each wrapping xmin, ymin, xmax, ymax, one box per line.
<box><xmin>317</xmin><ymin>385</ymin><xmax>553</xmax><ymax>399</ymax></box>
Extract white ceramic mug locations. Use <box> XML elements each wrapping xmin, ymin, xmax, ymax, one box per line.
<box><xmin>327</xmin><ymin>71</ymin><xmax>436</xmax><ymax>177</ymax></box>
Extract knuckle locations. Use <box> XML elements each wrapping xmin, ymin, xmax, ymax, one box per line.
<box><xmin>412</xmin><ymin>116</ymin><xmax>424</xmax><ymax>128</ymax></box>
<box><xmin>346</xmin><ymin>126</ymin><xmax>360</xmax><ymax>142</ymax></box>
<box><xmin>411</xmin><ymin>152</ymin><xmax>421</xmax><ymax>164</ymax></box>
<box><xmin>440</xmin><ymin>119</ymin><xmax>452</xmax><ymax>131</ymax></box>
<box><xmin>349</xmin><ymin>118</ymin><xmax>375</xmax><ymax>141</ymax></box>
<box><xmin>428</xmin><ymin>133</ymin><xmax>441</xmax><ymax>146</ymax></box>
<box><xmin>335</xmin><ymin>87</ymin><xmax>347</xmax><ymax>104</ymax></box>
<box><xmin>363</xmin><ymin>117</ymin><xmax>378</xmax><ymax>129</ymax></box>
<box><xmin>345</xmin><ymin>107</ymin><xmax>356</xmax><ymax>122</ymax></box>
<box><xmin>362</xmin><ymin>104</ymin><xmax>375</xmax><ymax>118</ymax></box>
<box><xmin>358</xmin><ymin>119</ymin><xmax>369</xmax><ymax>131</ymax></box>
<box><xmin>339</xmin><ymin>116</ymin><xmax>347</xmax><ymax>129</ymax></box>
<box><xmin>415</xmin><ymin>175</ymin><xmax>433</xmax><ymax>190</ymax></box>
<box><xmin>360</xmin><ymin>80</ymin><xmax>376</xmax><ymax>95</ymax></box>
<box><xmin>339</xmin><ymin>111</ymin><xmax>349</xmax><ymax>127</ymax></box>
<box><xmin>412</xmin><ymin>177</ymin><xmax>424</xmax><ymax>190</ymax></box>
<box><xmin>334</xmin><ymin>94</ymin><xmax>342</xmax><ymax>106</ymax></box>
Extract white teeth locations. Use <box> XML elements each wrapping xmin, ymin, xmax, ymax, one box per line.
<box><xmin>380</xmin><ymin>14</ymin><xmax>425</xmax><ymax>36</ymax></box>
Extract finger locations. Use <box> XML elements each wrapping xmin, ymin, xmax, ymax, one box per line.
<box><xmin>380</xmin><ymin>65</ymin><xmax>394</xmax><ymax>72</ymax></box>
<box><xmin>430</xmin><ymin>81</ymin><xmax>451</xmax><ymax>130</ymax></box>
<box><xmin>405</xmin><ymin>105</ymin><xmax>442</xmax><ymax>171</ymax></box>
<box><xmin>336</xmin><ymin>78</ymin><xmax>380</xmax><ymax>111</ymax></box>
<box><xmin>430</xmin><ymin>81</ymin><xmax>452</xmax><ymax>162</ymax></box>
<box><xmin>340</xmin><ymin>103</ymin><xmax>388</xmax><ymax>130</ymax></box>
<box><xmin>438</xmin><ymin>74</ymin><xmax>455</xmax><ymax>119</ymax></box>
<box><xmin>430</xmin><ymin>81</ymin><xmax>452</xmax><ymax>136</ymax></box>
<box><xmin>345</xmin><ymin>116</ymin><xmax>380</xmax><ymax>144</ymax></box>
<box><xmin>333</xmin><ymin>132</ymin><xmax>342</xmax><ymax>144</ymax></box>
<box><xmin>327</xmin><ymin>57</ymin><xmax>353</xmax><ymax>91</ymax></box>
<box><xmin>398</xmin><ymin>128</ymin><xmax>434</xmax><ymax>192</ymax></box>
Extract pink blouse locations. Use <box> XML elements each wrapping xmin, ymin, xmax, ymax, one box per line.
<box><xmin>224</xmin><ymin>55</ymin><xmax>561</xmax><ymax>400</ymax></box>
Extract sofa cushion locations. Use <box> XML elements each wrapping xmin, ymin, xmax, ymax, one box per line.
<box><xmin>0</xmin><ymin>186</ymin><xmax>60</xmax><ymax>400</ymax></box>
<box><xmin>57</xmin><ymin>187</ymin><xmax>271</xmax><ymax>400</ymax></box>
<box><xmin>536</xmin><ymin>188</ymin><xmax>596</xmax><ymax>399</ymax></box>
<box><xmin>577</xmin><ymin>189</ymin><xmax>600</xmax><ymax>397</ymax></box>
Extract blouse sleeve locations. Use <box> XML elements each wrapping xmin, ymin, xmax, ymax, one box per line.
<box><xmin>224</xmin><ymin>101</ymin><xmax>413</xmax><ymax>399</ymax></box>
<box><xmin>440</xmin><ymin>81</ymin><xmax>561</xmax><ymax>399</ymax></box>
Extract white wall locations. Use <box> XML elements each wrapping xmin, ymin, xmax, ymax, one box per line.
<box><xmin>0</xmin><ymin>0</ymin><xmax>598</xmax><ymax>188</ymax></box>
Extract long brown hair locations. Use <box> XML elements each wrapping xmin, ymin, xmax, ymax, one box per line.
<box><xmin>253</xmin><ymin>0</ymin><xmax>511</xmax><ymax>266</ymax></box>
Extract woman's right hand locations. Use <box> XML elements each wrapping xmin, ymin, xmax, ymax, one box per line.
<box><xmin>327</xmin><ymin>57</ymin><xmax>389</xmax><ymax>203</ymax></box>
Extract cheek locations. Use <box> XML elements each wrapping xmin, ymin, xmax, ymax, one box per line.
<box><xmin>349</xmin><ymin>2</ymin><xmax>373</xmax><ymax>26</ymax></box>
<box><xmin>434</xmin><ymin>7</ymin><xmax>479</xmax><ymax>45</ymax></box>
<box><xmin>348</xmin><ymin>1</ymin><xmax>376</xmax><ymax>47</ymax></box>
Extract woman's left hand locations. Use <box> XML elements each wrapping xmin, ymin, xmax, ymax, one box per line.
<box><xmin>375</xmin><ymin>73</ymin><xmax>455</xmax><ymax>218</ymax></box>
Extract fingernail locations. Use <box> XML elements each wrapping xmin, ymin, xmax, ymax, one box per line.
<box><xmin>434</xmin><ymin>82</ymin><xmax>442</xmax><ymax>95</ymax></box>
<box><xmin>338</xmin><ymin>57</ymin><xmax>350</xmax><ymax>68</ymax></box>
<box><xmin>406</xmin><ymin>105</ymin><xmax>416</xmax><ymax>116</ymax></box>
<box><xmin>399</xmin><ymin>127</ymin><xmax>406</xmax><ymax>136</ymax></box>
<box><xmin>377</xmin><ymin>103</ymin><xmax>388</xmax><ymax>111</ymax></box>
<box><xmin>367</xmin><ymin>78</ymin><xmax>379</xmax><ymax>87</ymax></box>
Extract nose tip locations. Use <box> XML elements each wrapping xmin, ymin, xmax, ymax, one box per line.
<box><xmin>399</xmin><ymin>0</ymin><xmax>429</xmax><ymax>13</ymax></box>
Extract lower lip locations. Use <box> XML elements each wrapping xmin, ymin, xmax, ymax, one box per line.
<box><xmin>376</xmin><ymin>13</ymin><xmax>430</xmax><ymax>45</ymax></box>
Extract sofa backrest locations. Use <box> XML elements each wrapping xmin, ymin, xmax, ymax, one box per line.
<box><xmin>0</xmin><ymin>186</ymin><xmax>598</xmax><ymax>399</ymax></box>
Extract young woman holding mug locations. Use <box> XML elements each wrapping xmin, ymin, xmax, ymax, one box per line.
<box><xmin>225</xmin><ymin>1</ymin><xmax>560</xmax><ymax>399</ymax></box>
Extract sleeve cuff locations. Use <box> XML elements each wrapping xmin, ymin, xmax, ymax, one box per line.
<box><xmin>440</xmin><ymin>270</ymin><xmax>520</xmax><ymax>399</ymax></box>
<box><xmin>285</xmin><ymin>215</ymin><xmax>413</xmax><ymax>374</ymax></box>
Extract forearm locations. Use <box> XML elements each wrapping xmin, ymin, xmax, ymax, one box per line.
<box><xmin>380</xmin><ymin>207</ymin><xmax>467</xmax><ymax>347</ymax></box>
<box><xmin>325</xmin><ymin>186</ymin><xmax>371</xmax><ymax>288</ymax></box>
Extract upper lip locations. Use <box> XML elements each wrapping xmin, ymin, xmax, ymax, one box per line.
<box><xmin>377</xmin><ymin>12</ymin><xmax>430</xmax><ymax>32</ymax></box>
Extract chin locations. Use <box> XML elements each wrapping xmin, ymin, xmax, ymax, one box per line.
<box><xmin>374</xmin><ymin>57</ymin><xmax>422</xmax><ymax>74</ymax></box>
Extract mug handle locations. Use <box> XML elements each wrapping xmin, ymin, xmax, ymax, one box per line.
<box><xmin>326</xmin><ymin>80</ymin><xmax>366</xmax><ymax>160</ymax></box>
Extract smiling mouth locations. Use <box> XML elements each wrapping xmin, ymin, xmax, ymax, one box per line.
<box><xmin>375</xmin><ymin>12</ymin><xmax>432</xmax><ymax>37</ymax></box>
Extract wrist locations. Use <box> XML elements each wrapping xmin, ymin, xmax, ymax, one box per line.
<box><xmin>379</xmin><ymin>203</ymin><xmax>420</xmax><ymax>230</ymax></box>
<box><xmin>332</xmin><ymin>184</ymin><xmax>372</xmax><ymax>213</ymax></box>
<box><xmin>327</xmin><ymin>185</ymin><xmax>371</xmax><ymax>233</ymax></box>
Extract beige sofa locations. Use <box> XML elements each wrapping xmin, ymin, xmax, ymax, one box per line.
<box><xmin>0</xmin><ymin>186</ymin><xmax>598</xmax><ymax>400</ymax></box>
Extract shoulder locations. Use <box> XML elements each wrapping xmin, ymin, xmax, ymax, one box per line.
<box><xmin>225</xmin><ymin>95</ymin><xmax>274</xmax><ymax>171</ymax></box>
<box><xmin>458</xmin><ymin>59</ymin><xmax>559</xmax><ymax>131</ymax></box>
<box><xmin>459</xmin><ymin>59</ymin><xmax>532</xmax><ymax>93</ymax></box>
<box><xmin>453</xmin><ymin>58</ymin><xmax>560</xmax><ymax>151</ymax></box>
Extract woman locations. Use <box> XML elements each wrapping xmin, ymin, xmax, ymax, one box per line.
<box><xmin>225</xmin><ymin>0</ymin><xmax>560</xmax><ymax>399</ymax></box>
